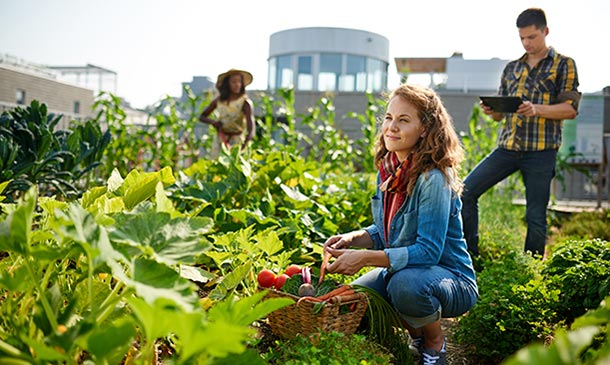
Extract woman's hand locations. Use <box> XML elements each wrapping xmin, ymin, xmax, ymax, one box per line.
<box><xmin>322</xmin><ymin>230</ymin><xmax>381</xmax><ymax>275</ymax></box>
<box><xmin>323</xmin><ymin>230</ymin><xmax>373</xmax><ymax>252</ymax></box>
<box><xmin>322</xmin><ymin>234</ymin><xmax>357</xmax><ymax>275</ymax></box>
<box><xmin>325</xmin><ymin>249</ymin><xmax>366</xmax><ymax>276</ymax></box>
<box><xmin>323</xmin><ymin>234</ymin><xmax>352</xmax><ymax>252</ymax></box>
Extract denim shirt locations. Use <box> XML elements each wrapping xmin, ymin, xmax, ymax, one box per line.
<box><xmin>364</xmin><ymin>169</ymin><xmax>477</xmax><ymax>286</ymax></box>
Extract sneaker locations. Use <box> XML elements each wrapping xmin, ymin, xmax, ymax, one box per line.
<box><xmin>420</xmin><ymin>339</ymin><xmax>446</xmax><ymax>365</ymax></box>
<box><xmin>409</xmin><ymin>335</ymin><xmax>424</xmax><ymax>355</ymax></box>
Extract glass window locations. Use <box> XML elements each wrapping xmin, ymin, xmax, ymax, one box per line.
<box><xmin>268</xmin><ymin>58</ymin><xmax>277</xmax><ymax>90</ymax></box>
<box><xmin>339</xmin><ymin>75</ymin><xmax>355</xmax><ymax>92</ymax></box>
<box><xmin>277</xmin><ymin>55</ymin><xmax>293</xmax><ymax>89</ymax></box>
<box><xmin>318</xmin><ymin>53</ymin><xmax>342</xmax><ymax>92</ymax></box>
<box><xmin>298</xmin><ymin>55</ymin><xmax>312</xmax><ymax>73</ymax></box>
<box><xmin>297</xmin><ymin>56</ymin><xmax>313</xmax><ymax>91</ymax></box>
<box><xmin>367</xmin><ymin>58</ymin><xmax>387</xmax><ymax>92</ymax></box>
<box><xmin>318</xmin><ymin>73</ymin><xmax>336</xmax><ymax>91</ymax></box>
<box><xmin>298</xmin><ymin>74</ymin><xmax>313</xmax><ymax>91</ymax></box>
<box><xmin>16</xmin><ymin>89</ymin><xmax>25</xmax><ymax>105</ymax></box>
<box><xmin>280</xmin><ymin>68</ymin><xmax>294</xmax><ymax>89</ymax></box>
<box><xmin>340</xmin><ymin>55</ymin><xmax>367</xmax><ymax>92</ymax></box>
<box><xmin>73</xmin><ymin>101</ymin><xmax>80</xmax><ymax>114</ymax></box>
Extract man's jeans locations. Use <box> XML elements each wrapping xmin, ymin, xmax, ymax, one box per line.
<box><xmin>461</xmin><ymin>147</ymin><xmax>557</xmax><ymax>256</ymax></box>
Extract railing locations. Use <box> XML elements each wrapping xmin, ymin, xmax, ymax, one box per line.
<box><xmin>0</xmin><ymin>53</ymin><xmax>59</xmax><ymax>79</ymax></box>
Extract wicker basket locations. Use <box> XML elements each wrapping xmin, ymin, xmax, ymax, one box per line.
<box><xmin>264</xmin><ymin>286</ymin><xmax>369</xmax><ymax>339</ymax></box>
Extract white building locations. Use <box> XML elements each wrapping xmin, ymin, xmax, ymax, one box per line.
<box><xmin>267</xmin><ymin>27</ymin><xmax>389</xmax><ymax>93</ymax></box>
<box><xmin>445</xmin><ymin>54</ymin><xmax>508</xmax><ymax>92</ymax></box>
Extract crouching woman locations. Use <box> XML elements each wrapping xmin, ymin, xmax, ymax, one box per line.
<box><xmin>324</xmin><ymin>84</ymin><xmax>478</xmax><ymax>365</ymax></box>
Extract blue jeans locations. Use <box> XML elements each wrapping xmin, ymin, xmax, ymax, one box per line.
<box><xmin>352</xmin><ymin>267</ymin><xmax>478</xmax><ymax>328</ymax></box>
<box><xmin>461</xmin><ymin>147</ymin><xmax>557</xmax><ymax>256</ymax></box>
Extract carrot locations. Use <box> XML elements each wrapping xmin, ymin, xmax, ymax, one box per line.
<box><xmin>315</xmin><ymin>285</ymin><xmax>353</xmax><ymax>301</ymax></box>
<box><xmin>297</xmin><ymin>286</ymin><xmax>362</xmax><ymax>306</ymax></box>
<box><xmin>318</xmin><ymin>250</ymin><xmax>332</xmax><ymax>285</ymax></box>
<box><xmin>349</xmin><ymin>302</ymin><xmax>357</xmax><ymax>312</ymax></box>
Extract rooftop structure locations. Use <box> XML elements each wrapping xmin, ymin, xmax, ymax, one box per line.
<box><xmin>268</xmin><ymin>27</ymin><xmax>389</xmax><ymax>93</ymax></box>
<box><xmin>49</xmin><ymin>64</ymin><xmax>117</xmax><ymax>96</ymax></box>
<box><xmin>395</xmin><ymin>52</ymin><xmax>508</xmax><ymax>92</ymax></box>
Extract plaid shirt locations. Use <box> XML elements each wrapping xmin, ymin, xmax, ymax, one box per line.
<box><xmin>497</xmin><ymin>47</ymin><xmax>580</xmax><ymax>151</ymax></box>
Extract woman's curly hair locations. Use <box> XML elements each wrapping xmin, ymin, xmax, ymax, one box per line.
<box><xmin>374</xmin><ymin>84</ymin><xmax>465</xmax><ymax>195</ymax></box>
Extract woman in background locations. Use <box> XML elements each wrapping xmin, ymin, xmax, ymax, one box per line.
<box><xmin>199</xmin><ymin>68</ymin><xmax>255</xmax><ymax>156</ymax></box>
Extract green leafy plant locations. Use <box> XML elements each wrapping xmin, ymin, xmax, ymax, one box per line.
<box><xmin>262</xmin><ymin>331</ymin><xmax>394</xmax><ymax>365</ymax></box>
<box><xmin>454</xmin><ymin>251</ymin><xmax>560</xmax><ymax>364</ymax></box>
<box><xmin>169</xmin><ymin>146</ymin><xmax>374</xmax><ymax>256</ymax></box>
<box><xmin>472</xmin><ymin>191</ymin><xmax>527</xmax><ymax>270</ymax></box>
<box><xmin>0</xmin><ymin>100</ymin><xmax>110</xmax><ymax>201</ymax></box>
<box><xmin>460</xmin><ymin>102</ymin><xmax>500</xmax><ymax>176</ymax></box>
<box><xmin>299</xmin><ymin>95</ymin><xmax>355</xmax><ymax>171</ymax></box>
<box><xmin>349</xmin><ymin>91</ymin><xmax>385</xmax><ymax>173</ymax></box>
<box><xmin>502</xmin><ymin>294</ymin><xmax>610</xmax><ymax>365</ymax></box>
<box><xmin>92</xmin><ymin>92</ymin><xmax>140</xmax><ymax>178</ymax></box>
<box><xmin>550</xmin><ymin>210</ymin><xmax>610</xmax><ymax>242</ymax></box>
<box><xmin>199</xmin><ymin>225</ymin><xmax>297</xmax><ymax>302</ymax></box>
<box><xmin>542</xmin><ymin>238</ymin><xmax>610</xmax><ymax>324</ymax></box>
<box><xmin>0</xmin><ymin>170</ymin><xmax>293</xmax><ymax>363</ymax></box>
<box><xmin>61</xmin><ymin>119</ymin><xmax>111</xmax><ymax>185</ymax></box>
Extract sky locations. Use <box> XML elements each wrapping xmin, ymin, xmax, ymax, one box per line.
<box><xmin>1</xmin><ymin>0</ymin><xmax>609</xmax><ymax>109</ymax></box>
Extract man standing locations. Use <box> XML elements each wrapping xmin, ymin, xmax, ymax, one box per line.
<box><xmin>461</xmin><ymin>8</ymin><xmax>581</xmax><ymax>257</ymax></box>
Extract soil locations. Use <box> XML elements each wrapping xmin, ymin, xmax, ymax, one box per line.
<box><xmin>441</xmin><ymin>318</ymin><xmax>477</xmax><ymax>365</ymax></box>
<box><xmin>254</xmin><ymin>320</ymin><xmax>278</xmax><ymax>356</ymax></box>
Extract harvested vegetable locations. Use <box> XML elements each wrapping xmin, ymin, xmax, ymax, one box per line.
<box><xmin>301</xmin><ymin>267</ymin><xmax>311</xmax><ymax>284</ymax></box>
<box><xmin>319</xmin><ymin>250</ymin><xmax>332</xmax><ymax>285</ymax></box>
<box><xmin>296</xmin><ymin>285</ymin><xmax>357</xmax><ymax>304</ymax></box>
<box><xmin>298</xmin><ymin>267</ymin><xmax>314</xmax><ymax>297</ymax></box>
<box><xmin>284</xmin><ymin>264</ymin><xmax>302</xmax><ymax>277</ymax></box>
<box><xmin>316</xmin><ymin>285</ymin><xmax>355</xmax><ymax>301</ymax></box>
<box><xmin>257</xmin><ymin>269</ymin><xmax>277</xmax><ymax>288</ymax></box>
<box><xmin>279</xmin><ymin>272</ymin><xmax>336</xmax><ymax>297</ymax></box>
<box><xmin>298</xmin><ymin>283</ymin><xmax>316</xmax><ymax>297</ymax></box>
<box><xmin>275</xmin><ymin>273</ymin><xmax>290</xmax><ymax>290</ymax></box>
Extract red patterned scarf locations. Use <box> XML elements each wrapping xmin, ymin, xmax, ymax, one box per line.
<box><xmin>379</xmin><ymin>152</ymin><xmax>413</xmax><ymax>245</ymax></box>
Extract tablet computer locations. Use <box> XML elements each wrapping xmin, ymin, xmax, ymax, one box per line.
<box><xmin>479</xmin><ymin>96</ymin><xmax>523</xmax><ymax>113</ymax></box>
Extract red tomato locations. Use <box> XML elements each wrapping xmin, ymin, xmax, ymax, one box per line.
<box><xmin>257</xmin><ymin>269</ymin><xmax>277</xmax><ymax>288</ymax></box>
<box><xmin>284</xmin><ymin>264</ymin><xmax>302</xmax><ymax>277</ymax></box>
<box><xmin>275</xmin><ymin>274</ymin><xmax>290</xmax><ymax>290</ymax></box>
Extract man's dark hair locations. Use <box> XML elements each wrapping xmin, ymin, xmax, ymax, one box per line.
<box><xmin>516</xmin><ymin>8</ymin><xmax>547</xmax><ymax>29</ymax></box>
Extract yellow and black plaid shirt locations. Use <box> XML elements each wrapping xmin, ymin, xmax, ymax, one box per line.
<box><xmin>498</xmin><ymin>47</ymin><xmax>580</xmax><ymax>151</ymax></box>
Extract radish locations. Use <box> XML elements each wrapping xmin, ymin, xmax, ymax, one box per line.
<box><xmin>301</xmin><ymin>267</ymin><xmax>311</xmax><ymax>284</ymax></box>
<box><xmin>298</xmin><ymin>267</ymin><xmax>315</xmax><ymax>297</ymax></box>
<box><xmin>298</xmin><ymin>283</ymin><xmax>315</xmax><ymax>297</ymax></box>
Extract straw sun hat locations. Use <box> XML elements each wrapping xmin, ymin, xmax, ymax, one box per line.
<box><xmin>215</xmin><ymin>69</ymin><xmax>253</xmax><ymax>90</ymax></box>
